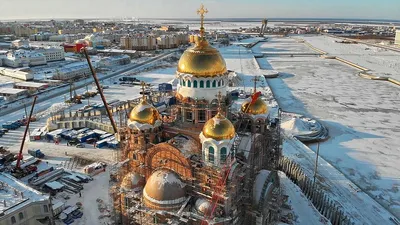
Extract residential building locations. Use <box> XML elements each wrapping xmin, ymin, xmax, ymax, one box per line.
<box><xmin>395</xmin><ymin>30</ymin><xmax>400</xmax><ymax>46</ymax></box>
<box><xmin>29</xmin><ymin>33</ymin><xmax>52</xmax><ymax>41</ymax></box>
<box><xmin>37</xmin><ymin>47</ymin><xmax>65</xmax><ymax>62</ymax></box>
<box><xmin>49</xmin><ymin>35</ymin><xmax>66</xmax><ymax>42</ymax></box>
<box><xmin>0</xmin><ymin>173</ymin><xmax>53</xmax><ymax>225</ymax></box>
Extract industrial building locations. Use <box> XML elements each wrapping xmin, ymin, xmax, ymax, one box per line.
<box><xmin>0</xmin><ymin>173</ymin><xmax>53</xmax><ymax>225</ymax></box>
<box><xmin>98</xmin><ymin>55</ymin><xmax>130</xmax><ymax>67</ymax></box>
<box><xmin>14</xmin><ymin>82</ymin><xmax>48</xmax><ymax>91</ymax></box>
<box><xmin>0</xmin><ymin>87</ymin><xmax>28</xmax><ymax>99</ymax></box>
<box><xmin>0</xmin><ymin>67</ymin><xmax>34</xmax><ymax>81</ymax></box>
<box><xmin>52</xmin><ymin>62</ymin><xmax>94</xmax><ymax>81</ymax></box>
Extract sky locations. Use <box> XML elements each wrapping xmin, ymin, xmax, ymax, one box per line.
<box><xmin>0</xmin><ymin>0</ymin><xmax>399</xmax><ymax>21</ymax></box>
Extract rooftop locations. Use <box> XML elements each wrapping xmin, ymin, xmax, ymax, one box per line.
<box><xmin>0</xmin><ymin>88</ymin><xmax>28</xmax><ymax>95</ymax></box>
<box><xmin>0</xmin><ymin>173</ymin><xmax>49</xmax><ymax>215</ymax></box>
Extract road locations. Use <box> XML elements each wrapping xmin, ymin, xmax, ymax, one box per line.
<box><xmin>0</xmin><ymin>50</ymin><xmax>177</xmax><ymax>117</ymax></box>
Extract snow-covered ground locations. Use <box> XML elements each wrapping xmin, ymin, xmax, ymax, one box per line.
<box><xmin>257</xmin><ymin>36</ymin><xmax>400</xmax><ymax>219</ymax></box>
<box><xmin>301</xmin><ymin>35</ymin><xmax>400</xmax><ymax>80</ymax></box>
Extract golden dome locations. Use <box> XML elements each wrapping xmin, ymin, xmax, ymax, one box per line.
<box><xmin>177</xmin><ymin>37</ymin><xmax>227</xmax><ymax>77</ymax></box>
<box><xmin>143</xmin><ymin>170</ymin><xmax>186</xmax><ymax>210</ymax></box>
<box><xmin>241</xmin><ymin>98</ymin><xmax>268</xmax><ymax>115</ymax></box>
<box><xmin>202</xmin><ymin>113</ymin><xmax>235</xmax><ymax>141</ymax></box>
<box><xmin>129</xmin><ymin>99</ymin><xmax>160</xmax><ymax>125</ymax></box>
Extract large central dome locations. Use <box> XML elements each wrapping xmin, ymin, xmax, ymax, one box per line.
<box><xmin>177</xmin><ymin>37</ymin><xmax>227</xmax><ymax>77</ymax></box>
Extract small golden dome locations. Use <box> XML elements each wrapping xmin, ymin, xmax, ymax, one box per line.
<box><xmin>202</xmin><ymin>113</ymin><xmax>235</xmax><ymax>141</ymax></box>
<box><xmin>129</xmin><ymin>99</ymin><xmax>160</xmax><ymax>125</ymax></box>
<box><xmin>177</xmin><ymin>37</ymin><xmax>227</xmax><ymax>77</ymax></box>
<box><xmin>241</xmin><ymin>98</ymin><xmax>268</xmax><ymax>115</ymax></box>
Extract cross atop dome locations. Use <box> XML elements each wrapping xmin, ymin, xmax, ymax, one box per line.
<box><xmin>251</xmin><ymin>76</ymin><xmax>261</xmax><ymax>93</ymax></box>
<box><xmin>140</xmin><ymin>81</ymin><xmax>146</xmax><ymax>101</ymax></box>
<box><xmin>215</xmin><ymin>91</ymin><xmax>223</xmax><ymax>113</ymax></box>
<box><xmin>197</xmin><ymin>4</ymin><xmax>208</xmax><ymax>37</ymax></box>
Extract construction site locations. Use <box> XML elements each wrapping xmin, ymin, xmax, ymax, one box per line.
<box><xmin>107</xmin><ymin>6</ymin><xmax>283</xmax><ymax>225</ymax></box>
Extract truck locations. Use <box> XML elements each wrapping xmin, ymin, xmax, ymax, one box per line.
<box><xmin>28</xmin><ymin>149</ymin><xmax>45</xmax><ymax>158</ymax></box>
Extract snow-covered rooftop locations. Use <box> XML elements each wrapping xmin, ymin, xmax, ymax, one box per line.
<box><xmin>0</xmin><ymin>173</ymin><xmax>49</xmax><ymax>215</ymax></box>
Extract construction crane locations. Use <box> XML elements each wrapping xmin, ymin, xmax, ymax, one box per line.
<box><xmin>12</xmin><ymin>96</ymin><xmax>38</xmax><ymax>178</ymax></box>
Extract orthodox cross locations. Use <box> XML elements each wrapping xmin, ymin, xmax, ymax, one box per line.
<box><xmin>251</xmin><ymin>76</ymin><xmax>261</xmax><ymax>93</ymax></box>
<box><xmin>197</xmin><ymin>4</ymin><xmax>208</xmax><ymax>37</ymax></box>
<box><xmin>215</xmin><ymin>91</ymin><xmax>223</xmax><ymax>113</ymax></box>
<box><xmin>140</xmin><ymin>81</ymin><xmax>146</xmax><ymax>100</ymax></box>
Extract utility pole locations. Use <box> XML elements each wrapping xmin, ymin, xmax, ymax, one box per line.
<box><xmin>313</xmin><ymin>142</ymin><xmax>320</xmax><ymax>185</ymax></box>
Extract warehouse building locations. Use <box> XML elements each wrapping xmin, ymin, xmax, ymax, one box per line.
<box><xmin>0</xmin><ymin>173</ymin><xmax>53</xmax><ymax>225</ymax></box>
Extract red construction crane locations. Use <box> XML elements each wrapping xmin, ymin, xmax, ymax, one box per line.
<box><xmin>16</xmin><ymin>96</ymin><xmax>37</xmax><ymax>169</ymax></box>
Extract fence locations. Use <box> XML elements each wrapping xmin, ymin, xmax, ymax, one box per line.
<box><xmin>279</xmin><ymin>156</ymin><xmax>355</xmax><ymax>225</ymax></box>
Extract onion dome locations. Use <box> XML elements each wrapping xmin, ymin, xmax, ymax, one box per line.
<box><xmin>195</xmin><ymin>198</ymin><xmax>212</xmax><ymax>216</ymax></box>
<box><xmin>241</xmin><ymin>98</ymin><xmax>268</xmax><ymax>115</ymax></box>
<box><xmin>143</xmin><ymin>170</ymin><xmax>186</xmax><ymax>210</ymax></box>
<box><xmin>177</xmin><ymin>37</ymin><xmax>227</xmax><ymax>77</ymax></box>
<box><xmin>121</xmin><ymin>172</ymin><xmax>145</xmax><ymax>191</ymax></box>
<box><xmin>202</xmin><ymin>112</ymin><xmax>235</xmax><ymax>141</ymax></box>
<box><xmin>129</xmin><ymin>99</ymin><xmax>160</xmax><ymax>125</ymax></box>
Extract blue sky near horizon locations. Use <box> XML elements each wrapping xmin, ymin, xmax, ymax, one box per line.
<box><xmin>0</xmin><ymin>0</ymin><xmax>399</xmax><ymax>20</ymax></box>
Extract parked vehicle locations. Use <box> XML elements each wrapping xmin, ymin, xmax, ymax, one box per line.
<box><xmin>28</xmin><ymin>149</ymin><xmax>45</xmax><ymax>158</ymax></box>
<box><xmin>76</xmin><ymin>143</ymin><xmax>85</xmax><ymax>148</ymax></box>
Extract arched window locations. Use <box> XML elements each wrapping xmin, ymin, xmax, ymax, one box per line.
<box><xmin>18</xmin><ymin>212</ymin><xmax>24</xmax><ymax>220</ymax></box>
<box><xmin>220</xmin><ymin>147</ymin><xmax>227</xmax><ymax>162</ymax></box>
<box><xmin>193</xmin><ymin>80</ymin><xmax>198</xmax><ymax>88</ymax></box>
<box><xmin>187</xmin><ymin>80</ymin><xmax>191</xmax><ymax>87</ymax></box>
<box><xmin>218</xmin><ymin>80</ymin><xmax>222</xmax><ymax>87</ymax></box>
<box><xmin>200</xmin><ymin>80</ymin><xmax>204</xmax><ymax>88</ymax></box>
<box><xmin>212</xmin><ymin>80</ymin><xmax>216</xmax><ymax>87</ymax></box>
<box><xmin>208</xmin><ymin>146</ymin><xmax>214</xmax><ymax>163</ymax></box>
<box><xmin>182</xmin><ymin>80</ymin><xmax>186</xmax><ymax>86</ymax></box>
<box><xmin>221</xmin><ymin>80</ymin><xmax>224</xmax><ymax>86</ymax></box>
<box><xmin>206</xmin><ymin>80</ymin><xmax>210</xmax><ymax>88</ymax></box>
<box><xmin>11</xmin><ymin>216</ymin><xmax>16</xmax><ymax>224</ymax></box>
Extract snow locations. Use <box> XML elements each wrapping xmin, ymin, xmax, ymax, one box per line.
<box><xmin>258</xmin><ymin>36</ymin><xmax>400</xmax><ymax>221</ymax></box>
<box><xmin>279</xmin><ymin>172</ymin><xmax>331</xmax><ymax>225</ymax></box>
<box><xmin>281</xmin><ymin>117</ymin><xmax>313</xmax><ymax>135</ymax></box>
<box><xmin>45</xmin><ymin>181</ymin><xmax>64</xmax><ymax>190</ymax></box>
<box><xmin>301</xmin><ymin>35</ymin><xmax>400</xmax><ymax>80</ymax></box>
<box><xmin>151</xmin><ymin>169</ymin><xmax>185</xmax><ymax>189</ymax></box>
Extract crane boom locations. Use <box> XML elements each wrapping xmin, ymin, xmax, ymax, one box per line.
<box><xmin>16</xmin><ymin>96</ymin><xmax>37</xmax><ymax>169</ymax></box>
